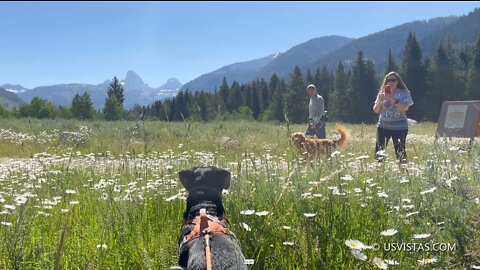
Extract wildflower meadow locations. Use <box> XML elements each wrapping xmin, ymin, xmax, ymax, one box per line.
<box><xmin>0</xmin><ymin>118</ymin><xmax>479</xmax><ymax>269</ymax></box>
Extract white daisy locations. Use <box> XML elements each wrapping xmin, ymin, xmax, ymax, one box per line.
<box><xmin>4</xmin><ymin>205</ymin><xmax>16</xmax><ymax>210</ymax></box>
<box><xmin>380</xmin><ymin>229</ymin><xmax>398</xmax><ymax>236</ymax></box>
<box><xmin>241</xmin><ymin>223</ymin><xmax>251</xmax><ymax>231</ymax></box>
<box><xmin>345</xmin><ymin>239</ymin><xmax>366</xmax><ymax>250</ymax></box>
<box><xmin>351</xmin><ymin>249</ymin><xmax>367</xmax><ymax>261</ymax></box>
<box><xmin>165</xmin><ymin>194</ymin><xmax>180</xmax><ymax>202</ymax></box>
<box><xmin>420</xmin><ymin>187</ymin><xmax>437</xmax><ymax>195</ymax></box>
<box><xmin>255</xmin><ymin>211</ymin><xmax>269</xmax><ymax>216</ymax></box>
<box><xmin>417</xmin><ymin>257</ymin><xmax>437</xmax><ymax>265</ymax></box>
<box><xmin>330</xmin><ymin>151</ymin><xmax>341</xmax><ymax>158</ymax></box>
<box><xmin>240</xmin><ymin>210</ymin><xmax>255</xmax><ymax>215</ymax></box>
<box><xmin>303</xmin><ymin>213</ymin><xmax>316</xmax><ymax>218</ymax></box>
<box><xmin>399</xmin><ymin>177</ymin><xmax>409</xmax><ymax>184</ymax></box>
<box><xmin>413</xmin><ymin>233</ymin><xmax>430</xmax><ymax>239</ymax></box>
<box><xmin>377</xmin><ymin>192</ymin><xmax>389</xmax><ymax>198</ymax></box>
<box><xmin>96</xmin><ymin>244</ymin><xmax>107</xmax><ymax>249</ymax></box>
<box><xmin>374</xmin><ymin>257</ymin><xmax>388</xmax><ymax>269</ymax></box>
<box><xmin>385</xmin><ymin>259</ymin><xmax>400</xmax><ymax>265</ymax></box>
<box><xmin>405</xmin><ymin>211</ymin><xmax>420</xmax><ymax>217</ymax></box>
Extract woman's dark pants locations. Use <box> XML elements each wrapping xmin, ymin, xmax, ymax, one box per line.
<box><xmin>375</xmin><ymin>127</ymin><xmax>408</xmax><ymax>163</ymax></box>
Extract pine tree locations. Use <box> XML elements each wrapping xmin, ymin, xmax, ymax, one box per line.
<box><xmin>306</xmin><ymin>69</ymin><xmax>314</xmax><ymax>85</ymax></box>
<box><xmin>81</xmin><ymin>92</ymin><xmax>94</xmax><ymax>119</ymax></box>
<box><xmin>330</xmin><ymin>61</ymin><xmax>348</xmax><ymax>121</ymax></box>
<box><xmin>218</xmin><ymin>77</ymin><xmax>230</xmax><ymax>112</ymax></box>
<box><xmin>103</xmin><ymin>95</ymin><xmax>123</xmax><ymax>121</ymax></box>
<box><xmin>386</xmin><ymin>49</ymin><xmax>398</xmax><ymax>74</ymax></box>
<box><xmin>250</xmin><ymin>87</ymin><xmax>261</xmax><ymax>120</ymax></box>
<box><xmin>242</xmin><ymin>85</ymin><xmax>252</xmax><ymax>110</ymax></box>
<box><xmin>152</xmin><ymin>100</ymin><xmax>163</xmax><ymax>120</ymax></box>
<box><xmin>227</xmin><ymin>81</ymin><xmax>242</xmax><ymax>113</ymax></box>
<box><xmin>343</xmin><ymin>52</ymin><xmax>378</xmax><ymax>123</ymax></box>
<box><xmin>401</xmin><ymin>32</ymin><xmax>427</xmax><ymax>121</ymax></box>
<box><xmin>425</xmin><ymin>45</ymin><xmax>450</xmax><ymax>120</ymax></box>
<box><xmin>107</xmin><ymin>76</ymin><xmax>125</xmax><ymax>105</ymax></box>
<box><xmin>264</xmin><ymin>75</ymin><xmax>286</xmax><ymax>122</ymax></box>
<box><xmin>197</xmin><ymin>92</ymin><xmax>209</xmax><ymax>121</ymax></box>
<box><xmin>174</xmin><ymin>91</ymin><xmax>185</xmax><ymax>120</ymax></box>
<box><xmin>167</xmin><ymin>98</ymin><xmax>177</xmax><ymax>121</ymax></box>
<box><xmin>316</xmin><ymin>65</ymin><xmax>332</xmax><ymax>107</ymax></box>
<box><xmin>466</xmin><ymin>37</ymin><xmax>480</xmax><ymax>99</ymax></box>
<box><xmin>71</xmin><ymin>93</ymin><xmax>83</xmax><ymax>119</ymax></box>
<box><xmin>259</xmin><ymin>81</ymin><xmax>269</xmax><ymax>114</ymax></box>
<box><xmin>0</xmin><ymin>104</ymin><xmax>7</xmax><ymax>118</ymax></box>
<box><xmin>72</xmin><ymin>92</ymin><xmax>94</xmax><ymax>120</ymax></box>
<box><xmin>285</xmin><ymin>66</ymin><xmax>307</xmax><ymax>123</ymax></box>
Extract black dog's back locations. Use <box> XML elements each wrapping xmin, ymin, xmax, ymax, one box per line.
<box><xmin>178</xmin><ymin>166</ymin><xmax>246</xmax><ymax>270</ymax></box>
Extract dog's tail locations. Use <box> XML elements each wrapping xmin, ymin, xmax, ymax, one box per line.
<box><xmin>335</xmin><ymin>124</ymin><xmax>350</xmax><ymax>150</ymax></box>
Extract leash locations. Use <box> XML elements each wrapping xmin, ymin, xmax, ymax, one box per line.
<box><xmin>200</xmin><ymin>208</ymin><xmax>212</xmax><ymax>270</ymax></box>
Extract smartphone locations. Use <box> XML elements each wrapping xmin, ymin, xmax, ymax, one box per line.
<box><xmin>384</xmin><ymin>85</ymin><xmax>392</xmax><ymax>94</ymax></box>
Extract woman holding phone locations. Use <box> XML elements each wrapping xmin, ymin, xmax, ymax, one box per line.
<box><xmin>373</xmin><ymin>71</ymin><xmax>414</xmax><ymax>163</ymax></box>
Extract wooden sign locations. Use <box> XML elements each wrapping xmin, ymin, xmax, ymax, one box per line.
<box><xmin>436</xmin><ymin>100</ymin><xmax>480</xmax><ymax>138</ymax></box>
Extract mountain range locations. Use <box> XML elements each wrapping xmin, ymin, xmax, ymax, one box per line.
<box><xmin>1</xmin><ymin>74</ymin><xmax>182</xmax><ymax>110</ymax></box>
<box><xmin>2</xmin><ymin>7</ymin><xmax>479</xmax><ymax>109</ymax></box>
<box><xmin>182</xmin><ymin>8</ymin><xmax>480</xmax><ymax>92</ymax></box>
<box><xmin>180</xmin><ymin>35</ymin><xmax>354</xmax><ymax>91</ymax></box>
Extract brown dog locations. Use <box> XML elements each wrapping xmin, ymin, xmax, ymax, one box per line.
<box><xmin>292</xmin><ymin>125</ymin><xmax>349</xmax><ymax>158</ymax></box>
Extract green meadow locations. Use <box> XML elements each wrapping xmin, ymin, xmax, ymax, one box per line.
<box><xmin>0</xmin><ymin>119</ymin><xmax>479</xmax><ymax>269</ymax></box>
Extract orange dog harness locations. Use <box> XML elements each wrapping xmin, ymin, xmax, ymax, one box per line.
<box><xmin>181</xmin><ymin>209</ymin><xmax>230</xmax><ymax>270</ymax></box>
<box><xmin>185</xmin><ymin>209</ymin><xmax>229</xmax><ymax>241</ymax></box>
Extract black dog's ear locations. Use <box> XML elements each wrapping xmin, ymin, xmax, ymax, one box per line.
<box><xmin>212</xmin><ymin>168</ymin><xmax>231</xmax><ymax>190</ymax></box>
<box><xmin>179</xmin><ymin>169</ymin><xmax>196</xmax><ymax>191</ymax></box>
<box><xmin>179</xmin><ymin>167</ymin><xmax>231</xmax><ymax>192</ymax></box>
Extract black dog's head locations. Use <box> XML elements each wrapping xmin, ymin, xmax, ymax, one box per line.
<box><xmin>179</xmin><ymin>166</ymin><xmax>231</xmax><ymax>221</ymax></box>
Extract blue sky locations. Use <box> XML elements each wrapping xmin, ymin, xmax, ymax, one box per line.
<box><xmin>1</xmin><ymin>1</ymin><xmax>479</xmax><ymax>89</ymax></box>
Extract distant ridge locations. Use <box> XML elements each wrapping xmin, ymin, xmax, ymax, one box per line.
<box><xmin>0</xmin><ymin>87</ymin><xmax>24</xmax><ymax>108</ymax></box>
<box><xmin>181</xmin><ymin>53</ymin><xmax>279</xmax><ymax>92</ymax></box>
<box><xmin>15</xmin><ymin>71</ymin><xmax>181</xmax><ymax>110</ymax></box>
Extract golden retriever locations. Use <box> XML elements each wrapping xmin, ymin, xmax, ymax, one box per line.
<box><xmin>291</xmin><ymin>125</ymin><xmax>349</xmax><ymax>158</ymax></box>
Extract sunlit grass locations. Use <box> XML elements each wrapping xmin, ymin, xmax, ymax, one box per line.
<box><xmin>0</xmin><ymin>119</ymin><xmax>479</xmax><ymax>269</ymax></box>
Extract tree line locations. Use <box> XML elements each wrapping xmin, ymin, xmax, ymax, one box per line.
<box><xmin>2</xmin><ymin>32</ymin><xmax>480</xmax><ymax>123</ymax></box>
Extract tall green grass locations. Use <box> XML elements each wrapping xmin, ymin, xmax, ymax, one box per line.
<box><xmin>0</xmin><ymin>119</ymin><xmax>478</xmax><ymax>269</ymax></box>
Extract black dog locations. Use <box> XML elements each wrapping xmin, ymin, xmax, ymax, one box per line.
<box><xmin>177</xmin><ymin>166</ymin><xmax>246</xmax><ymax>270</ymax></box>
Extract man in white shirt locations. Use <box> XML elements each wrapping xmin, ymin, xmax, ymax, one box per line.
<box><xmin>305</xmin><ymin>84</ymin><xmax>326</xmax><ymax>139</ymax></box>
